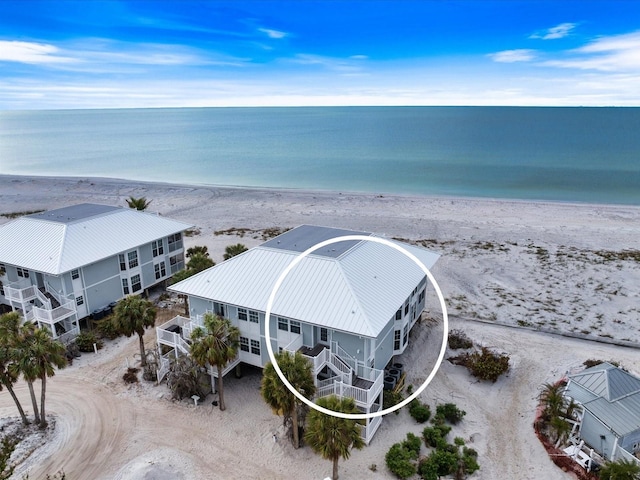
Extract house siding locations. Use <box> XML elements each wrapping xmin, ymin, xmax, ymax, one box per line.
<box><xmin>332</xmin><ymin>330</ymin><xmax>366</xmax><ymax>363</ymax></box>
<box><xmin>581</xmin><ymin>412</ymin><xmax>618</xmax><ymax>459</ymax></box>
<box><xmin>85</xmin><ymin>276</ymin><xmax>122</xmax><ymax>313</ymax></box>
<box><xmin>374</xmin><ymin>319</ymin><xmax>395</xmax><ymax>369</ymax></box>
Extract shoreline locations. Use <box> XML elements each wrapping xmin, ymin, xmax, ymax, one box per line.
<box><xmin>3</xmin><ymin>173</ymin><xmax>640</xmax><ymax>210</ymax></box>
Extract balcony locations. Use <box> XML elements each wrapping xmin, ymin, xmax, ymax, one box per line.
<box><xmin>296</xmin><ymin>342</ymin><xmax>384</xmax><ymax>409</ymax></box>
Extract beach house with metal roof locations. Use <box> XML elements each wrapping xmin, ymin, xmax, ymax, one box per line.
<box><xmin>0</xmin><ymin>203</ymin><xmax>192</xmax><ymax>342</ymax></box>
<box><xmin>564</xmin><ymin>362</ymin><xmax>640</xmax><ymax>465</ymax></box>
<box><xmin>158</xmin><ymin>224</ymin><xmax>439</xmax><ymax>443</ymax></box>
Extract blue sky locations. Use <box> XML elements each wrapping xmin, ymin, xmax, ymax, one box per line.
<box><xmin>1</xmin><ymin>1</ymin><xmax>640</xmax><ymax>109</ymax></box>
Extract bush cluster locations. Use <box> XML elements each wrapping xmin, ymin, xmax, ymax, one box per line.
<box><xmin>450</xmin><ymin>346</ymin><xmax>510</xmax><ymax>382</ymax></box>
<box><xmin>386</xmin><ymin>401</ymin><xmax>479</xmax><ymax>480</ymax></box>
<box><xmin>74</xmin><ymin>331</ymin><xmax>104</xmax><ymax>352</ymax></box>
<box><xmin>409</xmin><ymin>399</ymin><xmax>431</xmax><ymax>423</ymax></box>
<box><xmin>435</xmin><ymin>403</ymin><xmax>466</xmax><ymax>425</ymax></box>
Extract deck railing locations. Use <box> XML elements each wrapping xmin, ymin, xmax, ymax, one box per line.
<box><xmin>33</xmin><ymin>300</ymin><xmax>76</xmax><ymax>324</ymax></box>
<box><xmin>362</xmin><ymin>415</ymin><xmax>382</xmax><ymax>445</ymax></box>
<box><xmin>5</xmin><ymin>283</ymin><xmax>37</xmax><ymax>303</ymax></box>
<box><xmin>156</xmin><ymin>328</ymin><xmax>190</xmax><ymax>355</ymax></box>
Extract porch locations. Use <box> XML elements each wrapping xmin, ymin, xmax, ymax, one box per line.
<box><xmin>289</xmin><ymin>340</ymin><xmax>384</xmax><ymax>410</ymax></box>
<box><xmin>155</xmin><ymin>314</ymin><xmax>240</xmax><ymax>383</ymax></box>
<box><xmin>5</xmin><ymin>280</ymin><xmax>79</xmax><ymax>342</ymax></box>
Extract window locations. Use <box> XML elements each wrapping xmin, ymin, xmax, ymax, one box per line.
<box><xmin>131</xmin><ymin>274</ymin><xmax>141</xmax><ymax>293</ymax></box>
<box><xmin>122</xmin><ymin>278</ymin><xmax>129</xmax><ymax>295</ymax></box>
<box><xmin>168</xmin><ymin>232</ymin><xmax>183</xmax><ymax>252</ymax></box>
<box><xmin>0</xmin><ymin>284</ymin><xmax>4</xmax><ymax>296</ymax></box>
<box><xmin>250</xmin><ymin>339</ymin><xmax>260</xmax><ymax>355</ymax></box>
<box><xmin>240</xmin><ymin>336</ymin><xmax>249</xmax><ymax>352</ymax></box>
<box><xmin>403</xmin><ymin>324</ymin><xmax>409</xmax><ymax>346</ymax></box>
<box><xmin>128</xmin><ymin>250</ymin><xmax>139</xmax><ymax>269</ymax></box>
<box><xmin>238</xmin><ymin>308</ymin><xmax>248</xmax><ymax>321</ymax></box>
<box><xmin>76</xmin><ymin>295</ymin><xmax>84</xmax><ymax>306</ymax></box>
<box><xmin>17</xmin><ymin>268</ymin><xmax>29</xmax><ymax>278</ymax></box>
<box><xmin>249</xmin><ymin>310</ymin><xmax>259</xmax><ymax>323</ymax></box>
<box><xmin>169</xmin><ymin>253</ymin><xmax>184</xmax><ymax>274</ymax></box>
<box><xmin>395</xmin><ymin>308</ymin><xmax>402</xmax><ymax>321</ymax></box>
<box><xmin>71</xmin><ymin>269</ymin><xmax>79</xmax><ymax>280</ymax></box>
<box><xmin>320</xmin><ymin>328</ymin><xmax>328</xmax><ymax>342</ymax></box>
<box><xmin>290</xmin><ymin>320</ymin><xmax>301</xmax><ymax>334</ymax></box>
<box><xmin>152</xmin><ymin>239</ymin><xmax>164</xmax><ymax>257</ymax></box>
<box><xmin>404</xmin><ymin>303</ymin><xmax>409</xmax><ymax>316</ymax></box>
<box><xmin>278</xmin><ymin>318</ymin><xmax>288</xmax><ymax>331</ymax></box>
<box><xmin>394</xmin><ymin>330</ymin><xmax>401</xmax><ymax>350</ymax></box>
<box><xmin>419</xmin><ymin>289</ymin><xmax>426</xmax><ymax>302</ymax></box>
<box><xmin>119</xmin><ymin>254</ymin><xmax>126</xmax><ymax>271</ymax></box>
<box><xmin>154</xmin><ymin>262</ymin><xmax>166</xmax><ymax>280</ymax></box>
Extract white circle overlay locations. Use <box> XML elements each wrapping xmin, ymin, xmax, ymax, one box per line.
<box><xmin>265</xmin><ymin>235</ymin><xmax>449</xmax><ymax>420</ymax></box>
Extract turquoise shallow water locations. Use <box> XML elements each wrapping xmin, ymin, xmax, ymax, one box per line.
<box><xmin>1</xmin><ymin>106</ymin><xmax>639</xmax><ymax>205</ymax></box>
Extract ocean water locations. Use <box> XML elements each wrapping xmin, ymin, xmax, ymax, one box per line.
<box><xmin>1</xmin><ymin>106</ymin><xmax>639</xmax><ymax>205</ymax></box>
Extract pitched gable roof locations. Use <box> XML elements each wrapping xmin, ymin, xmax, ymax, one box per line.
<box><xmin>170</xmin><ymin>224</ymin><xmax>439</xmax><ymax>338</ymax></box>
<box><xmin>0</xmin><ymin>203</ymin><xmax>193</xmax><ymax>275</ymax></box>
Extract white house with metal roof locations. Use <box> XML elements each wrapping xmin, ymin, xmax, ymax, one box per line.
<box><xmin>157</xmin><ymin>224</ymin><xmax>439</xmax><ymax>443</ymax></box>
<box><xmin>564</xmin><ymin>362</ymin><xmax>640</xmax><ymax>465</ymax></box>
<box><xmin>0</xmin><ymin>203</ymin><xmax>192</xmax><ymax>342</ymax></box>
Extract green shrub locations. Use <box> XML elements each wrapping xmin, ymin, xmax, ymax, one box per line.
<box><xmin>385</xmin><ymin>443</ymin><xmax>417</xmax><ymax>479</ymax></box>
<box><xmin>402</xmin><ymin>432</ymin><xmax>422</xmax><ymax>457</ymax></box>
<box><xmin>417</xmin><ymin>457</ymin><xmax>438</xmax><ymax>480</ymax></box>
<box><xmin>462</xmin><ymin>452</ymin><xmax>480</xmax><ymax>475</ymax></box>
<box><xmin>409</xmin><ymin>399</ymin><xmax>431</xmax><ymax>423</ymax></box>
<box><xmin>383</xmin><ymin>390</ymin><xmax>403</xmax><ymax>414</ymax></box>
<box><xmin>95</xmin><ymin>317</ymin><xmax>120</xmax><ymax>340</ymax></box>
<box><xmin>428</xmin><ymin>449</ymin><xmax>458</xmax><ymax>477</ymax></box>
<box><xmin>436</xmin><ymin>403</ymin><xmax>466</xmax><ymax>425</ymax></box>
<box><xmin>74</xmin><ymin>331</ymin><xmax>103</xmax><ymax>352</ymax></box>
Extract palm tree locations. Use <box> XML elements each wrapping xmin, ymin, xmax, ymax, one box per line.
<box><xmin>0</xmin><ymin>312</ymin><xmax>29</xmax><ymax>425</ymax></box>
<box><xmin>540</xmin><ymin>382</ymin><xmax>566</xmax><ymax>422</ymax></box>
<box><xmin>190</xmin><ymin>313</ymin><xmax>240</xmax><ymax>411</ymax></box>
<box><xmin>186</xmin><ymin>245</ymin><xmax>209</xmax><ymax>258</ymax></box>
<box><xmin>261</xmin><ymin>351</ymin><xmax>316</xmax><ymax>448</ymax></box>
<box><xmin>112</xmin><ymin>296</ymin><xmax>157</xmax><ymax>367</ymax></box>
<box><xmin>185</xmin><ymin>252</ymin><xmax>215</xmax><ymax>273</ymax></box>
<box><xmin>304</xmin><ymin>395</ymin><xmax>365</xmax><ymax>480</ymax></box>
<box><xmin>29</xmin><ymin>328</ymin><xmax>67</xmax><ymax>428</ymax></box>
<box><xmin>13</xmin><ymin>322</ymin><xmax>41</xmax><ymax>425</ymax></box>
<box><xmin>599</xmin><ymin>458</ymin><xmax>640</xmax><ymax>480</ymax></box>
<box><xmin>125</xmin><ymin>196</ymin><xmax>151</xmax><ymax>211</ymax></box>
<box><xmin>223</xmin><ymin>243</ymin><xmax>248</xmax><ymax>260</ymax></box>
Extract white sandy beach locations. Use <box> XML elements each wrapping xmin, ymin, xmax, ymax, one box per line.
<box><xmin>1</xmin><ymin>174</ymin><xmax>639</xmax><ymax>479</ymax></box>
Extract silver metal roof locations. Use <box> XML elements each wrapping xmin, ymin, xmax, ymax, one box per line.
<box><xmin>566</xmin><ymin>363</ymin><xmax>640</xmax><ymax>437</ymax></box>
<box><xmin>0</xmin><ymin>204</ymin><xmax>193</xmax><ymax>275</ymax></box>
<box><xmin>568</xmin><ymin>362</ymin><xmax>640</xmax><ymax>401</ymax></box>
<box><xmin>170</xmin><ymin>225</ymin><xmax>440</xmax><ymax>337</ymax></box>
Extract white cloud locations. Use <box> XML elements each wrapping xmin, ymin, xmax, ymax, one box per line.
<box><xmin>0</xmin><ymin>40</ymin><xmax>77</xmax><ymax>64</ymax></box>
<box><xmin>543</xmin><ymin>31</ymin><xmax>640</xmax><ymax>72</ymax></box>
<box><xmin>258</xmin><ymin>28</ymin><xmax>287</xmax><ymax>39</ymax></box>
<box><xmin>530</xmin><ymin>23</ymin><xmax>577</xmax><ymax>40</ymax></box>
<box><xmin>488</xmin><ymin>49</ymin><xmax>536</xmax><ymax>63</ymax></box>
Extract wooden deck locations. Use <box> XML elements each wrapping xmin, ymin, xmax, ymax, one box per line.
<box><xmin>353</xmin><ymin>376</ymin><xmax>374</xmax><ymax>390</ymax></box>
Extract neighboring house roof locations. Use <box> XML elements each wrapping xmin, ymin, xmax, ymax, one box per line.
<box><xmin>170</xmin><ymin>224</ymin><xmax>440</xmax><ymax>338</ymax></box>
<box><xmin>0</xmin><ymin>203</ymin><xmax>193</xmax><ymax>275</ymax></box>
<box><xmin>566</xmin><ymin>362</ymin><xmax>640</xmax><ymax>437</ymax></box>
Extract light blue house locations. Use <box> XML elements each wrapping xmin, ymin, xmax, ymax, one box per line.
<box><xmin>0</xmin><ymin>203</ymin><xmax>192</xmax><ymax>342</ymax></box>
<box><xmin>158</xmin><ymin>224</ymin><xmax>439</xmax><ymax>443</ymax></box>
<box><xmin>564</xmin><ymin>362</ymin><xmax>640</xmax><ymax>465</ymax></box>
